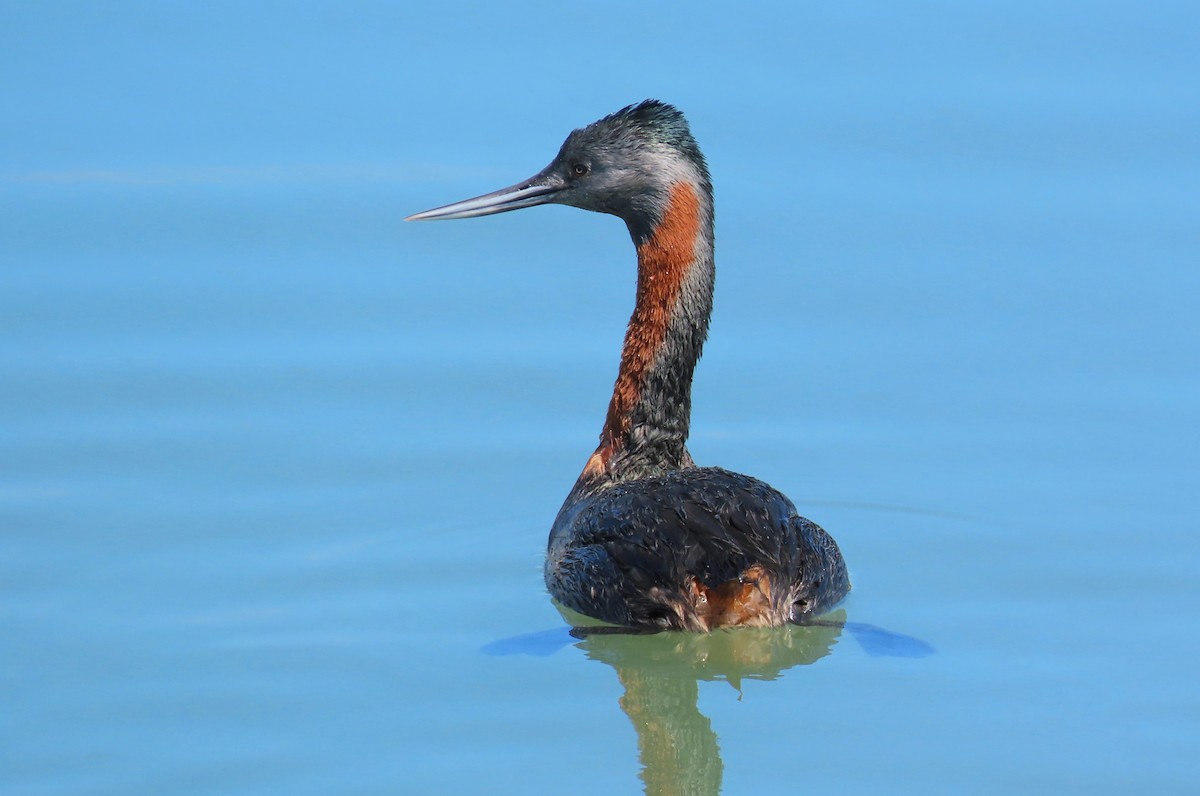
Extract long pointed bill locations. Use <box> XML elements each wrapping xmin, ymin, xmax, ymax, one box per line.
<box><xmin>405</xmin><ymin>167</ymin><xmax>564</xmax><ymax>221</ymax></box>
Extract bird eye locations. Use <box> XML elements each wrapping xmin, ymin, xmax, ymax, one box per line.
<box><xmin>572</xmin><ymin>163</ymin><xmax>589</xmax><ymax>176</ymax></box>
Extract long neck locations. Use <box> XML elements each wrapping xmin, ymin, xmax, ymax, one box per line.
<box><xmin>585</xmin><ymin>180</ymin><xmax>715</xmax><ymax>483</ymax></box>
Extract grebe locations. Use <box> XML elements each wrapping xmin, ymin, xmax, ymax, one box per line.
<box><xmin>408</xmin><ymin>100</ymin><xmax>849</xmax><ymax>631</ymax></box>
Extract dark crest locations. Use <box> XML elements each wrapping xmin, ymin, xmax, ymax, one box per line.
<box><xmin>605</xmin><ymin>100</ymin><xmax>700</xmax><ymax>153</ymax></box>
<box><xmin>562</xmin><ymin>99</ymin><xmax>709</xmax><ymax>177</ymax></box>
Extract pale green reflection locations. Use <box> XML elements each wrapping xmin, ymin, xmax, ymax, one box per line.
<box><xmin>569</xmin><ymin>612</ymin><xmax>845</xmax><ymax>795</ymax></box>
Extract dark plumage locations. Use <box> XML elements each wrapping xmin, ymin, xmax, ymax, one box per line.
<box><xmin>408</xmin><ymin>100</ymin><xmax>850</xmax><ymax>631</ymax></box>
<box><xmin>547</xmin><ymin>468</ymin><xmax>848</xmax><ymax>630</ymax></box>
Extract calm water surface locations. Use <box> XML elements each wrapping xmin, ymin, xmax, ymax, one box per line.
<box><xmin>3</xmin><ymin>3</ymin><xmax>1198</xmax><ymax>794</ymax></box>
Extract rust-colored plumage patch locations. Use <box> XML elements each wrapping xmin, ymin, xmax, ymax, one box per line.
<box><xmin>580</xmin><ymin>450</ymin><xmax>607</xmax><ymax>480</ymax></box>
<box><xmin>689</xmin><ymin>565</ymin><xmax>774</xmax><ymax>630</ymax></box>
<box><xmin>597</xmin><ymin>181</ymin><xmax>702</xmax><ymax>462</ymax></box>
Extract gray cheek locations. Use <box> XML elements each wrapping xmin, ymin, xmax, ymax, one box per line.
<box><xmin>570</xmin><ymin>187</ymin><xmax>624</xmax><ymax>217</ymax></box>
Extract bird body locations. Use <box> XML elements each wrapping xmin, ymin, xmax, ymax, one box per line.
<box><xmin>547</xmin><ymin>467</ymin><xmax>848</xmax><ymax>631</ymax></box>
<box><xmin>408</xmin><ymin>100</ymin><xmax>849</xmax><ymax>631</ymax></box>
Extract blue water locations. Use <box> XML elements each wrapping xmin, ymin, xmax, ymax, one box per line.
<box><xmin>3</xmin><ymin>3</ymin><xmax>1198</xmax><ymax>794</ymax></box>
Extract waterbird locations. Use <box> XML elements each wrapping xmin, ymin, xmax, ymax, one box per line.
<box><xmin>408</xmin><ymin>100</ymin><xmax>849</xmax><ymax>631</ymax></box>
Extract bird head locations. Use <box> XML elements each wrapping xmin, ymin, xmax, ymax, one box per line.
<box><xmin>406</xmin><ymin>100</ymin><xmax>710</xmax><ymax>241</ymax></box>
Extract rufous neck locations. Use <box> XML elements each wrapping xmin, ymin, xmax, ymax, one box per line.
<box><xmin>584</xmin><ymin>179</ymin><xmax>715</xmax><ymax>482</ymax></box>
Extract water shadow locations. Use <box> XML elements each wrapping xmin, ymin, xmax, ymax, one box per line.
<box><xmin>484</xmin><ymin>610</ymin><xmax>932</xmax><ymax>794</ymax></box>
<box><xmin>573</xmin><ymin>611</ymin><xmax>845</xmax><ymax>796</ymax></box>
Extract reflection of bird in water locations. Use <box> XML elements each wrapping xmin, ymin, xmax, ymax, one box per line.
<box><xmin>409</xmin><ymin>100</ymin><xmax>849</xmax><ymax>630</ymax></box>
<box><xmin>576</xmin><ymin>614</ymin><xmax>846</xmax><ymax>795</ymax></box>
<box><xmin>483</xmin><ymin>617</ymin><xmax>931</xmax><ymax>794</ymax></box>
<box><xmin>575</xmin><ymin>611</ymin><xmax>845</xmax><ymax>683</ymax></box>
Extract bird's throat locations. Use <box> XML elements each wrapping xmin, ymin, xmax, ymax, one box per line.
<box><xmin>584</xmin><ymin>180</ymin><xmax>713</xmax><ymax>482</ymax></box>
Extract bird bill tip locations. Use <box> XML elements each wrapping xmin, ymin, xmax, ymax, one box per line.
<box><xmin>405</xmin><ymin>172</ymin><xmax>563</xmax><ymax>223</ymax></box>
